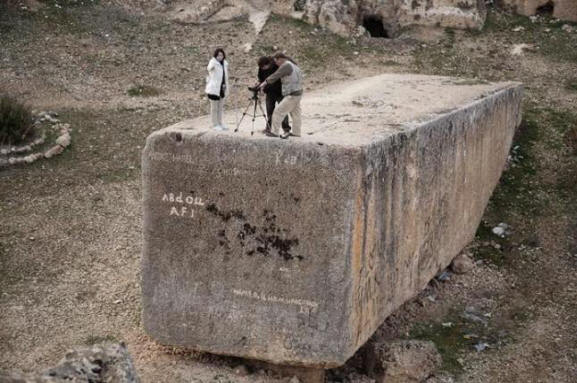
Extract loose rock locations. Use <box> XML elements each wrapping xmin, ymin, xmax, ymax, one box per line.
<box><xmin>367</xmin><ymin>340</ymin><xmax>442</xmax><ymax>383</ymax></box>
<box><xmin>56</xmin><ymin>132</ymin><xmax>71</xmax><ymax>148</ymax></box>
<box><xmin>44</xmin><ymin>145</ymin><xmax>64</xmax><ymax>158</ymax></box>
<box><xmin>451</xmin><ymin>253</ymin><xmax>475</xmax><ymax>274</ymax></box>
<box><xmin>233</xmin><ymin>364</ymin><xmax>249</xmax><ymax>376</ymax></box>
<box><xmin>492</xmin><ymin>222</ymin><xmax>509</xmax><ymax>237</ymax></box>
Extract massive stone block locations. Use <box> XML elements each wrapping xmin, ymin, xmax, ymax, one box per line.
<box><xmin>142</xmin><ymin>74</ymin><xmax>523</xmax><ymax>367</ymax></box>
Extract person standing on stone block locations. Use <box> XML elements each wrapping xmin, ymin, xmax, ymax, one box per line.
<box><xmin>258</xmin><ymin>52</ymin><xmax>303</xmax><ymax>139</ymax></box>
<box><xmin>256</xmin><ymin>56</ymin><xmax>291</xmax><ymax>134</ymax></box>
<box><xmin>205</xmin><ymin>48</ymin><xmax>229</xmax><ymax>131</ymax></box>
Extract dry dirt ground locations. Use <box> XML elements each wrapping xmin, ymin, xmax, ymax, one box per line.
<box><xmin>1</xmin><ymin>2</ymin><xmax>577</xmax><ymax>382</ymax></box>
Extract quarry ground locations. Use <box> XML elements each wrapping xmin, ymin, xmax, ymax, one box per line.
<box><xmin>1</xmin><ymin>2</ymin><xmax>577</xmax><ymax>382</ymax></box>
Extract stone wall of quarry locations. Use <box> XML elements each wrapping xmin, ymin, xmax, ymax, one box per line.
<box><xmin>497</xmin><ymin>0</ymin><xmax>577</xmax><ymax>22</ymax></box>
<box><xmin>272</xmin><ymin>0</ymin><xmax>486</xmax><ymax>37</ymax></box>
<box><xmin>142</xmin><ymin>0</ymin><xmax>486</xmax><ymax>37</ymax></box>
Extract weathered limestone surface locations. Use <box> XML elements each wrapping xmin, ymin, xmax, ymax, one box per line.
<box><xmin>142</xmin><ymin>74</ymin><xmax>523</xmax><ymax>367</ymax></box>
<box><xmin>155</xmin><ymin>0</ymin><xmax>487</xmax><ymax>35</ymax></box>
<box><xmin>273</xmin><ymin>0</ymin><xmax>486</xmax><ymax>36</ymax></box>
<box><xmin>498</xmin><ymin>0</ymin><xmax>577</xmax><ymax>22</ymax></box>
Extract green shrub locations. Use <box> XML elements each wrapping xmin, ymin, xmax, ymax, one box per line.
<box><xmin>566</xmin><ymin>78</ymin><xmax>577</xmax><ymax>92</ymax></box>
<box><xmin>127</xmin><ymin>85</ymin><xmax>161</xmax><ymax>97</ymax></box>
<box><xmin>0</xmin><ymin>95</ymin><xmax>34</xmax><ymax>146</ymax></box>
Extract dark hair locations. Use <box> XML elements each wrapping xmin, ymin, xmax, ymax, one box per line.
<box><xmin>258</xmin><ymin>56</ymin><xmax>272</xmax><ymax>68</ymax></box>
<box><xmin>213</xmin><ymin>48</ymin><xmax>226</xmax><ymax>60</ymax></box>
<box><xmin>273</xmin><ymin>52</ymin><xmax>295</xmax><ymax>64</ymax></box>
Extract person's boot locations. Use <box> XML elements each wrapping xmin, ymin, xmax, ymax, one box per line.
<box><xmin>265</xmin><ymin>130</ymin><xmax>279</xmax><ymax>137</ymax></box>
<box><xmin>280</xmin><ymin>131</ymin><xmax>291</xmax><ymax>139</ymax></box>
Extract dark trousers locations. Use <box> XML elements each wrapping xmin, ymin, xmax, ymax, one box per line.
<box><xmin>265</xmin><ymin>93</ymin><xmax>290</xmax><ymax>132</ymax></box>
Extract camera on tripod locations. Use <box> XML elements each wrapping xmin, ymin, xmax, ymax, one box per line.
<box><xmin>247</xmin><ymin>85</ymin><xmax>260</xmax><ymax>100</ymax></box>
<box><xmin>235</xmin><ymin>85</ymin><xmax>268</xmax><ymax>134</ymax></box>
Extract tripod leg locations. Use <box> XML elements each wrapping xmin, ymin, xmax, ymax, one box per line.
<box><xmin>251</xmin><ymin>97</ymin><xmax>260</xmax><ymax>136</ymax></box>
<box><xmin>235</xmin><ymin>101</ymin><xmax>254</xmax><ymax>132</ymax></box>
<box><xmin>257</xmin><ymin>100</ymin><xmax>269</xmax><ymax>131</ymax></box>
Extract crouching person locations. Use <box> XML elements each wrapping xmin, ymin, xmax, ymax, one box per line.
<box><xmin>258</xmin><ymin>52</ymin><xmax>303</xmax><ymax>139</ymax></box>
<box><xmin>257</xmin><ymin>56</ymin><xmax>290</xmax><ymax>134</ymax></box>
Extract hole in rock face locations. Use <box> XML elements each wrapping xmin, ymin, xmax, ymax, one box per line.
<box><xmin>536</xmin><ymin>1</ymin><xmax>554</xmax><ymax>16</ymax></box>
<box><xmin>362</xmin><ymin>15</ymin><xmax>390</xmax><ymax>38</ymax></box>
<box><xmin>293</xmin><ymin>0</ymin><xmax>306</xmax><ymax>11</ymax></box>
<box><xmin>172</xmin><ymin>132</ymin><xmax>183</xmax><ymax>142</ymax></box>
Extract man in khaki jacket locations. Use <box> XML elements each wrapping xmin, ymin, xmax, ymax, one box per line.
<box><xmin>258</xmin><ymin>52</ymin><xmax>303</xmax><ymax>139</ymax></box>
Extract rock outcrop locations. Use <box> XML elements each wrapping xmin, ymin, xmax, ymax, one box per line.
<box><xmin>273</xmin><ymin>0</ymin><xmax>486</xmax><ymax>37</ymax></box>
<box><xmin>498</xmin><ymin>0</ymin><xmax>577</xmax><ymax>22</ymax></box>
<box><xmin>0</xmin><ymin>343</ymin><xmax>140</xmax><ymax>383</ymax></box>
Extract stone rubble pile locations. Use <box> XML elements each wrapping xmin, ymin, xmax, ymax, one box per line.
<box><xmin>0</xmin><ymin>342</ymin><xmax>140</xmax><ymax>383</ymax></box>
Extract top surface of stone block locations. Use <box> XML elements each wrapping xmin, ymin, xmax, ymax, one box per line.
<box><xmin>156</xmin><ymin>74</ymin><xmax>517</xmax><ymax>146</ymax></box>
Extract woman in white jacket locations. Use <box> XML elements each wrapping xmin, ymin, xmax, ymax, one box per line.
<box><xmin>205</xmin><ymin>48</ymin><xmax>229</xmax><ymax>131</ymax></box>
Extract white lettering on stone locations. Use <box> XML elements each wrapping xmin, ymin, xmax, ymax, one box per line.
<box><xmin>232</xmin><ymin>289</ymin><xmax>318</xmax><ymax>310</ymax></box>
<box><xmin>162</xmin><ymin>191</ymin><xmax>203</xmax><ymax>219</ymax></box>
<box><xmin>168</xmin><ymin>206</ymin><xmax>195</xmax><ymax>218</ymax></box>
<box><xmin>148</xmin><ymin>152</ymin><xmax>195</xmax><ymax>164</ymax></box>
<box><xmin>162</xmin><ymin>192</ymin><xmax>205</xmax><ymax>206</ymax></box>
<box><xmin>275</xmin><ymin>152</ymin><xmax>298</xmax><ymax>166</ymax></box>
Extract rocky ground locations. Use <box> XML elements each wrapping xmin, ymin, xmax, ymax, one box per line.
<box><xmin>1</xmin><ymin>1</ymin><xmax>577</xmax><ymax>382</ymax></box>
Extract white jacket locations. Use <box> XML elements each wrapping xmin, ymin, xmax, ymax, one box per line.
<box><xmin>205</xmin><ymin>57</ymin><xmax>229</xmax><ymax>97</ymax></box>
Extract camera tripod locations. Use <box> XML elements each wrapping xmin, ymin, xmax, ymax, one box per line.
<box><xmin>234</xmin><ymin>89</ymin><xmax>269</xmax><ymax>135</ymax></box>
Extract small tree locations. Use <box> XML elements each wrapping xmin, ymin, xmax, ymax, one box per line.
<box><xmin>0</xmin><ymin>95</ymin><xmax>34</xmax><ymax>146</ymax></box>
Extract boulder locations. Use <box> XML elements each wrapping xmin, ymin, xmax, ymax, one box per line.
<box><xmin>451</xmin><ymin>253</ymin><xmax>475</xmax><ymax>274</ymax></box>
<box><xmin>141</xmin><ymin>74</ymin><xmax>523</xmax><ymax>367</ymax></box>
<box><xmin>0</xmin><ymin>343</ymin><xmax>140</xmax><ymax>383</ymax></box>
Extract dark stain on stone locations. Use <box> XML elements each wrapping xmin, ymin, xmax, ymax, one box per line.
<box><xmin>426</xmin><ymin>0</ymin><xmax>434</xmax><ymax>10</ymax></box>
<box><xmin>411</xmin><ymin>0</ymin><xmax>421</xmax><ymax>9</ymax></box>
<box><xmin>255</xmin><ymin>234</ymin><xmax>301</xmax><ymax>261</ymax></box>
<box><xmin>208</xmin><ymin>205</ymin><xmax>301</xmax><ymax>261</ymax></box>
<box><xmin>206</xmin><ymin>203</ymin><xmax>246</xmax><ymax>222</ymax></box>
<box><xmin>243</xmin><ymin>223</ymin><xmax>256</xmax><ymax>235</ymax></box>
<box><xmin>236</xmin><ymin>210</ymin><xmax>302</xmax><ymax>261</ymax></box>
